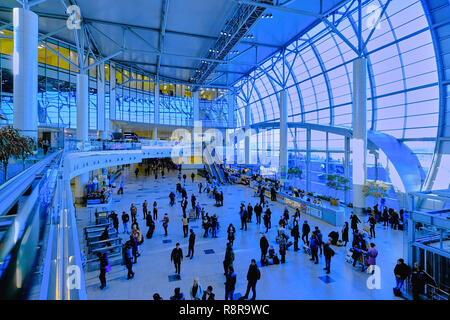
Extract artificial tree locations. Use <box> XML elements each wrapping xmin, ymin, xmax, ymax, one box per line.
<box><xmin>362</xmin><ymin>180</ymin><xmax>390</xmax><ymax>207</ymax></box>
<box><xmin>326</xmin><ymin>174</ymin><xmax>349</xmax><ymax>206</ymax></box>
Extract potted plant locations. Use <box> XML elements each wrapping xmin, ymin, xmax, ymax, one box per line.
<box><xmin>362</xmin><ymin>180</ymin><xmax>390</xmax><ymax>207</ymax></box>
<box><xmin>288</xmin><ymin>166</ymin><xmax>303</xmax><ymax>179</ymax></box>
<box><xmin>326</xmin><ymin>174</ymin><xmax>349</xmax><ymax>206</ymax></box>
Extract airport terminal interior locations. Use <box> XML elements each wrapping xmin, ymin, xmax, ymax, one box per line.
<box><xmin>0</xmin><ymin>0</ymin><xmax>449</xmax><ymax>301</ymax></box>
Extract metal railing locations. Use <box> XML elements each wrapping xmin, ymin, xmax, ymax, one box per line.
<box><xmin>63</xmin><ymin>139</ymin><xmax>142</xmax><ymax>153</ymax></box>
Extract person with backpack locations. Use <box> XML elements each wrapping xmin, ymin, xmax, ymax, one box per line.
<box><xmin>225</xmin><ymin>266</ymin><xmax>237</xmax><ymax>300</ymax></box>
<box><xmin>323</xmin><ymin>238</ymin><xmax>335</xmax><ymax>274</ymax></box>
<box><xmin>242</xmin><ymin>259</ymin><xmax>261</xmax><ymax>300</ymax></box>
<box><xmin>121</xmin><ymin>211</ymin><xmax>130</xmax><ymax>234</ymax></box>
<box><xmin>170</xmin><ymin>243</ymin><xmax>183</xmax><ymax>276</ymax></box>
<box><xmin>162</xmin><ymin>213</ymin><xmax>170</xmax><ymax>236</ymax></box>
<box><xmin>186</xmin><ymin>229</ymin><xmax>196</xmax><ymax>259</ymax></box>
<box><xmin>260</xmin><ymin>233</ymin><xmax>269</xmax><ymax>263</ymax></box>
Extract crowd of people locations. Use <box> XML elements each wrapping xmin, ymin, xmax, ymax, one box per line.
<box><xmin>93</xmin><ymin>162</ymin><xmax>427</xmax><ymax>300</ymax></box>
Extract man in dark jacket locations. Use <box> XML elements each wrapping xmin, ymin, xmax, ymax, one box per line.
<box><xmin>323</xmin><ymin>239</ymin><xmax>335</xmax><ymax>274</ymax></box>
<box><xmin>242</xmin><ymin>259</ymin><xmax>261</xmax><ymax>300</ymax></box>
<box><xmin>186</xmin><ymin>229</ymin><xmax>196</xmax><ymax>259</ymax></box>
<box><xmin>240</xmin><ymin>207</ymin><xmax>248</xmax><ymax>231</ymax></box>
<box><xmin>254</xmin><ymin>203</ymin><xmax>262</xmax><ymax>224</ymax></box>
<box><xmin>108</xmin><ymin>211</ymin><xmax>119</xmax><ymax>233</ymax></box>
<box><xmin>393</xmin><ymin>258</ymin><xmax>411</xmax><ymax>295</ymax></box>
<box><xmin>170</xmin><ymin>243</ymin><xmax>183</xmax><ymax>276</ymax></box>
<box><xmin>223</xmin><ymin>242</ymin><xmax>235</xmax><ymax>275</ymax></box>
<box><xmin>302</xmin><ymin>220</ymin><xmax>311</xmax><ymax>245</ymax></box>
<box><xmin>247</xmin><ymin>203</ymin><xmax>253</xmax><ymax>223</ymax></box>
<box><xmin>121</xmin><ymin>211</ymin><xmax>130</xmax><ymax>234</ymax></box>
<box><xmin>292</xmin><ymin>221</ymin><xmax>300</xmax><ymax>251</ymax></box>
<box><xmin>260</xmin><ymin>234</ymin><xmax>269</xmax><ymax>263</ymax></box>
<box><xmin>225</xmin><ymin>266</ymin><xmax>237</xmax><ymax>300</ymax></box>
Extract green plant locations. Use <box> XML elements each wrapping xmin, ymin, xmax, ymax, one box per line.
<box><xmin>288</xmin><ymin>166</ymin><xmax>302</xmax><ymax>179</ymax></box>
<box><xmin>0</xmin><ymin>126</ymin><xmax>35</xmax><ymax>181</ymax></box>
<box><xmin>362</xmin><ymin>180</ymin><xmax>390</xmax><ymax>205</ymax></box>
<box><xmin>326</xmin><ymin>174</ymin><xmax>349</xmax><ymax>200</ymax></box>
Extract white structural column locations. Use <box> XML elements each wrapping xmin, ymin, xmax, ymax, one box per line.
<box><xmin>13</xmin><ymin>7</ymin><xmax>38</xmax><ymax>141</ymax></box>
<box><xmin>279</xmin><ymin>89</ymin><xmax>288</xmax><ymax>185</ymax></box>
<box><xmin>352</xmin><ymin>57</ymin><xmax>367</xmax><ymax>214</ymax></box>
<box><xmin>227</xmin><ymin>91</ymin><xmax>236</xmax><ymax>164</ymax></box>
<box><xmin>97</xmin><ymin>63</ymin><xmax>106</xmax><ymax>139</ymax></box>
<box><xmin>244</xmin><ymin>103</ymin><xmax>250</xmax><ymax>164</ymax></box>
<box><xmin>193</xmin><ymin>91</ymin><xmax>201</xmax><ymax>163</ymax></box>
<box><xmin>76</xmin><ymin>73</ymin><xmax>89</xmax><ymax>143</ymax></box>
<box><xmin>109</xmin><ymin>63</ymin><xmax>116</xmax><ymax>133</ymax></box>
<box><xmin>154</xmin><ymin>82</ymin><xmax>160</xmax><ymax>139</ymax></box>
<box><xmin>74</xmin><ymin>172</ymin><xmax>89</xmax><ymax>204</ymax></box>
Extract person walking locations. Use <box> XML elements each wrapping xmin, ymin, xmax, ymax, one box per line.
<box><xmin>130</xmin><ymin>203</ymin><xmax>137</xmax><ymax>223</ymax></box>
<box><xmin>223</xmin><ymin>242</ymin><xmax>235</xmax><ymax>275</ymax></box>
<box><xmin>182</xmin><ymin>214</ymin><xmax>189</xmax><ymax>237</ymax></box>
<box><xmin>350</xmin><ymin>212</ymin><xmax>361</xmax><ymax>233</ymax></box>
<box><xmin>315</xmin><ymin>227</ymin><xmax>323</xmax><ymax>255</ymax></box>
<box><xmin>302</xmin><ymin>220</ymin><xmax>310</xmax><ymax>245</ymax></box>
<box><xmin>189</xmin><ymin>277</ymin><xmax>203</xmax><ymax>300</ymax></box>
<box><xmin>240</xmin><ymin>206</ymin><xmax>248</xmax><ymax>231</ymax></box>
<box><xmin>170</xmin><ymin>243</ymin><xmax>183</xmax><ymax>276</ymax></box>
<box><xmin>162</xmin><ymin>213</ymin><xmax>170</xmax><ymax>236</ymax></box>
<box><xmin>198</xmin><ymin>182</ymin><xmax>203</xmax><ymax>194</ymax></box>
<box><xmin>134</xmin><ymin>167</ymin><xmax>139</xmax><ymax>178</ymax></box>
<box><xmin>108</xmin><ymin>211</ymin><xmax>119</xmax><ymax>233</ymax></box>
<box><xmin>142</xmin><ymin>200</ymin><xmax>148</xmax><ymax>220</ymax></box>
<box><xmin>186</xmin><ymin>229</ymin><xmax>195</xmax><ymax>259</ymax></box>
<box><xmin>227</xmin><ymin>224</ymin><xmax>236</xmax><ymax>246</ymax></box>
<box><xmin>323</xmin><ymin>239</ymin><xmax>335</xmax><ymax>274</ymax></box>
<box><xmin>260</xmin><ymin>233</ymin><xmax>269</xmax><ymax>263</ymax></box>
<box><xmin>191</xmin><ymin>172</ymin><xmax>195</xmax><ymax>183</ymax></box>
<box><xmin>121</xmin><ymin>211</ymin><xmax>130</xmax><ymax>234</ymax></box>
<box><xmin>225</xmin><ymin>266</ymin><xmax>237</xmax><ymax>300</ymax></box>
<box><xmin>242</xmin><ymin>259</ymin><xmax>261</xmax><ymax>300</ymax></box>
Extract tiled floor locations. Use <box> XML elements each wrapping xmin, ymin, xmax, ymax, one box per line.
<box><xmin>76</xmin><ymin>168</ymin><xmax>404</xmax><ymax>300</ymax></box>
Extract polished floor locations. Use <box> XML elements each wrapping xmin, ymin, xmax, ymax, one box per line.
<box><xmin>76</xmin><ymin>168</ymin><xmax>404</xmax><ymax>300</ymax></box>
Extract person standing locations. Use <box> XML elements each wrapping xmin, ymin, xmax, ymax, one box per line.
<box><xmin>393</xmin><ymin>258</ymin><xmax>411</xmax><ymax>296</ymax></box>
<box><xmin>142</xmin><ymin>200</ymin><xmax>148</xmax><ymax>220</ymax></box>
<box><xmin>242</xmin><ymin>259</ymin><xmax>261</xmax><ymax>300</ymax></box>
<box><xmin>315</xmin><ymin>227</ymin><xmax>323</xmax><ymax>255</ymax></box>
<box><xmin>108</xmin><ymin>211</ymin><xmax>119</xmax><ymax>233</ymax></box>
<box><xmin>198</xmin><ymin>182</ymin><xmax>203</xmax><ymax>194</ymax></box>
<box><xmin>368</xmin><ymin>215</ymin><xmax>377</xmax><ymax>238</ymax></box>
<box><xmin>181</xmin><ymin>198</ymin><xmax>188</xmax><ymax>216</ymax></box>
<box><xmin>411</xmin><ymin>262</ymin><xmax>426</xmax><ymax>300</ymax></box>
<box><xmin>182</xmin><ymin>214</ymin><xmax>189</xmax><ymax>238</ymax></box>
<box><xmin>123</xmin><ymin>240</ymin><xmax>135</xmax><ymax>279</ymax></box>
<box><xmin>189</xmin><ymin>278</ymin><xmax>203</xmax><ymax>300</ymax></box>
<box><xmin>186</xmin><ymin>229</ymin><xmax>195</xmax><ymax>259</ymax></box>
<box><xmin>223</xmin><ymin>242</ymin><xmax>235</xmax><ymax>275</ymax></box>
<box><xmin>98</xmin><ymin>252</ymin><xmax>109</xmax><ymax>290</ymax></box>
<box><xmin>367</xmin><ymin>243</ymin><xmax>378</xmax><ymax>274</ymax></box>
<box><xmin>225</xmin><ymin>266</ymin><xmax>237</xmax><ymax>300</ymax></box>
<box><xmin>279</xmin><ymin>234</ymin><xmax>287</xmax><ymax>264</ymax></box>
<box><xmin>310</xmin><ymin>233</ymin><xmax>319</xmax><ymax>264</ymax></box>
<box><xmin>292</xmin><ymin>220</ymin><xmax>300</xmax><ymax>251</ymax></box>
<box><xmin>202</xmin><ymin>286</ymin><xmax>215</xmax><ymax>300</ymax></box>
<box><xmin>382</xmin><ymin>207</ymin><xmax>389</xmax><ymax>227</ymax></box>
<box><xmin>247</xmin><ymin>203</ymin><xmax>253</xmax><ymax>223</ymax></box>
<box><xmin>323</xmin><ymin>239</ymin><xmax>335</xmax><ymax>274</ymax></box>
<box><xmin>342</xmin><ymin>222</ymin><xmax>349</xmax><ymax>246</ymax></box>
<box><xmin>130</xmin><ymin>203</ymin><xmax>137</xmax><ymax>223</ymax></box>
<box><xmin>260</xmin><ymin>233</ymin><xmax>269</xmax><ymax>262</ymax></box>
<box><xmin>162</xmin><ymin>213</ymin><xmax>170</xmax><ymax>236</ymax></box>
<box><xmin>153</xmin><ymin>201</ymin><xmax>158</xmax><ymax>220</ymax></box>
<box><xmin>121</xmin><ymin>211</ymin><xmax>130</xmax><ymax>234</ymax></box>
<box><xmin>254</xmin><ymin>203</ymin><xmax>262</xmax><ymax>225</ymax></box>
<box><xmin>135</xmin><ymin>167</ymin><xmax>139</xmax><ymax>178</ymax></box>
<box><xmin>170</xmin><ymin>287</ymin><xmax>185</xmax><ymax>300</ymax></box>
<box><xmin>191</xmin><ymin>172</ymin><xmax>195</xmax><ymax>183</ymax></box>
<box><xmin>227</xmin><ymin>224</ymin><xmax>236</xmax><ymax>246</ymax></box>
<box><xmin>263</xmin><ymin>210</ymin><xmax>270</xmax><ymax>233</ymax></box>
<box><xmin>146</xmin><ymin>214</ymin><xmax>155</xmax><ymax>239</ymax></box>
<box><xmin>170</xmin><ymin>243</ymin><xmax>183</xmax><ymax>276</ymax></box>
<box><xmin>302</xmin><ymin>220</ymin><xmax>310</xmax><ymax>245</ymax></box>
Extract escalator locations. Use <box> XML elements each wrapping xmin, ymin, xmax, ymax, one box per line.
<box><xmin>211</xmin><ymin>148</ymin><xmax>229</xmax><ymax>183</ymax></box>
<box><xmin>204</xmin><ymin>147</ymin><xmax>223</xmax><ymax>184</ymax></box>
